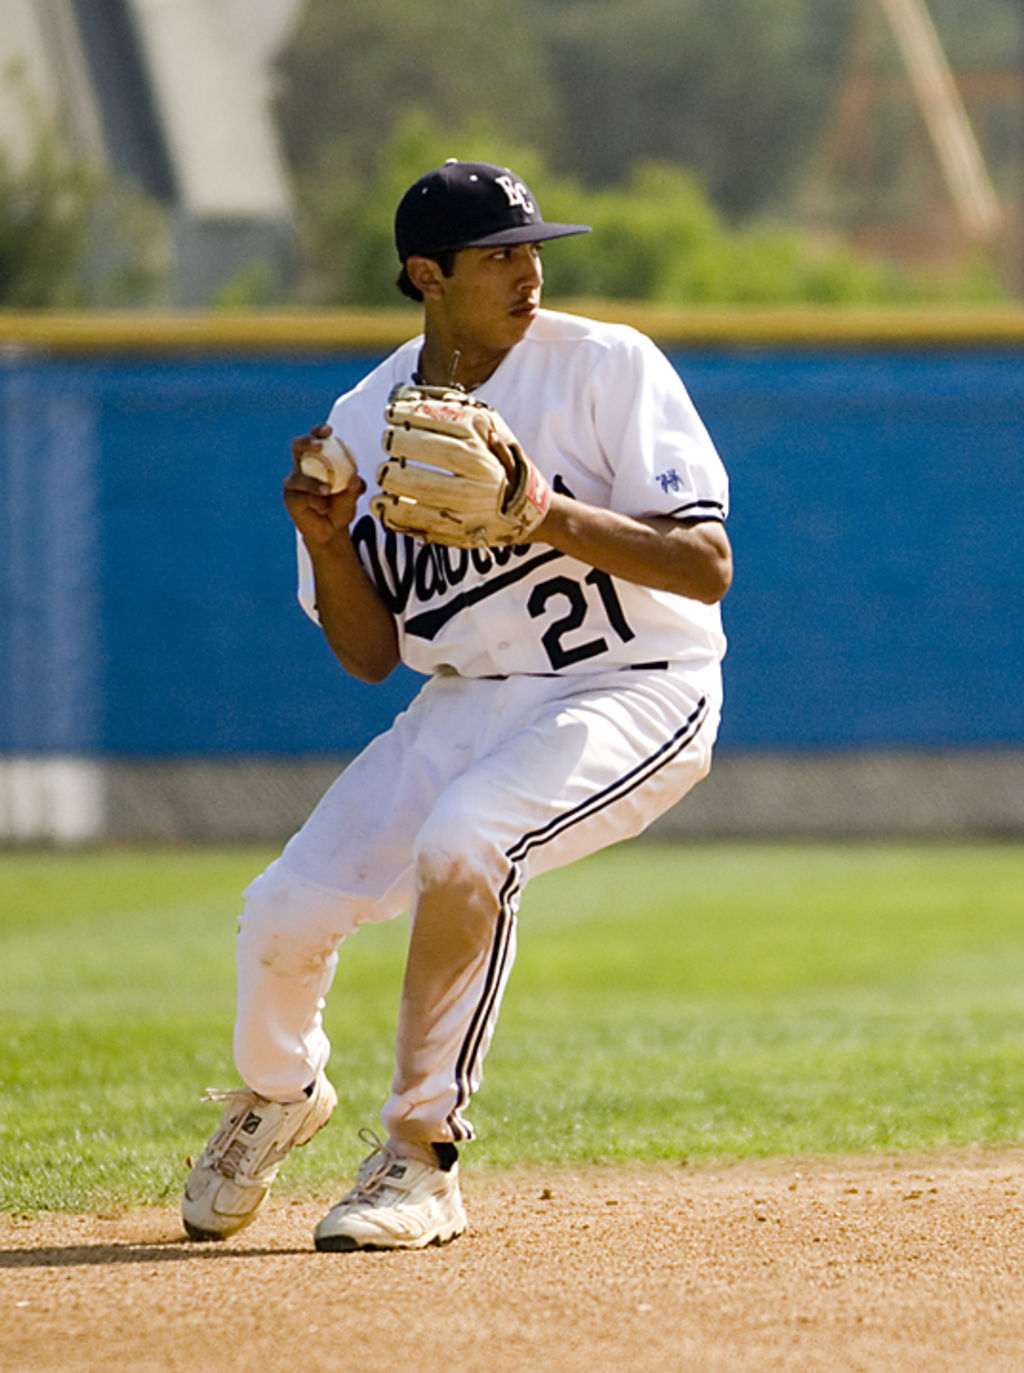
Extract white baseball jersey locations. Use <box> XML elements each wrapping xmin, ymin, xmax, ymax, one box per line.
<box><xmin>298</xmin><ymin>309</ymin><xmax>728</xmax><ymax>680</ymax></box>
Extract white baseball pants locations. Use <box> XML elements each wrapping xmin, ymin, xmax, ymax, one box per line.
<box><xmin>234</xmin><ymin>662</ymin><xmax>720</xmax><ymax>1149</ymax></box>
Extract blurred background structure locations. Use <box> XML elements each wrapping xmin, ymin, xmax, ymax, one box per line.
<box><xmin>805</xmin><ymin>0</ymin><xmax>1014</xmax><ymax>287</ymax></box>
<box><xmin>1</xmin><ymin>0</ymin><xmax>1022</xmax><ymax>844</ymax></box>
<box><xmin>2</xmin><ymin>0</ymin><xmax>1022</xmax><ymax>307</ymax></box>
<box><xmin>0</xmin><ymin>0</ymin><xmax>299</xmax><ymax>307</ymax></box>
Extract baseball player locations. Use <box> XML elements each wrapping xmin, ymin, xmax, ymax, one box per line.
<box><xmin>182</xmin><ymin>159</ymin><xmax>732</xmax><ymax>1251</ymax></box>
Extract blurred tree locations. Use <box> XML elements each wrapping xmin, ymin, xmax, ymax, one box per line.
<box><xmin>531</xmin><ymin>0</ymin><xmax>853</xmax><ymax>218</ymax></box>
<box><xmin>298</xmin><ymin>111</ymin><xmax>1004</xmax><ymax>306</ymax></box>
<box><xmin>274</xmin><ymin>0</ymin><xmax>557</xmax><ymax>183</ymax></box>
<box><xmin>0</xmin><ymin>103</ymin><xmax>168</xmax><ymax>308</ymax></box>
<box><xmin>0</xmin><ymin>122</ymin><xmax>98</xmax><ymax>307</ymax></box>
<box><xmin>276</xmin><ymin>0</ymin><xmax>1021</xmax><ymax>230</ymax></box>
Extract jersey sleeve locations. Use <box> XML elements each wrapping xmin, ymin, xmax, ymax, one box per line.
<box><xmin>590</xmin><ymin>332</ymin><xmax>729</xmax><ymax>524</ymax></box>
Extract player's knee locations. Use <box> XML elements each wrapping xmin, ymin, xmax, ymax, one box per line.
<box><xmin>240</xmin><ymin>859</ymin><xmax>360</xmax><ymax>964</ymax></box>
<box><xmin>412</xmin><ymin>818</ymin><xmax>497</xmax><ymax>909</ymax></box>
<box><xmin>413</xmin><ymin>845</ymin><xmax>481</xmax><ymax>900</ymax></box>
<box><xmin>411</xmin><ymin>847</ymin><xmax>501</xmax><ymax>958</ymax></box>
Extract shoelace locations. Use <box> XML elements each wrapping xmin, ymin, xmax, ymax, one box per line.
<box><xmin>345</xmin><ymin>1128</ymin><xmax>401</xmax><ymax>1203</ymax></box>
<box><xmin>201</xmin><ymin>1087</ymin><xmax>261</xmax><ymax>1177</ymax></box>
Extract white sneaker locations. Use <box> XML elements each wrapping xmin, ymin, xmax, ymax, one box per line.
<box><xmin>314</xmin><ymin>1134</ymin><xmax>466</xmax><ymax>1252</ymax></box>
<box><xmin>182</xmin><ymin>1072</ymin><xmax>337</xmax><ymax>1240</ymax></box>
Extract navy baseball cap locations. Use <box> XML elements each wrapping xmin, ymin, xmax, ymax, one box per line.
<box><xmin>395</xmin><ymin>159</ymin><xmax>590</xmax><ymax>261</ymax></box>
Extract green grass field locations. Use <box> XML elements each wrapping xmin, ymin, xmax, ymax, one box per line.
<box><xmin>1</xmin><ymin>841</ymin><xmax>1023</xmax><ymax>1214</ymax></box>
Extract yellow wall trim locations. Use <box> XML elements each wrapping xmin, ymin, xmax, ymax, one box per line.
<box><xmin>2</xmin><ymin>303</ymin><xmax>1023</xmax><ymax>354</ymax></box>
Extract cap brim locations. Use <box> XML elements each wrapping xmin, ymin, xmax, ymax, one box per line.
<box><xmin>454</xmin><ymin>222</ymin><xmax>591</xmax><ymax>250</ymax></box>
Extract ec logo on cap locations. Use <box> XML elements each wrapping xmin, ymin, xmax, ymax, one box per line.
<box><xmin>495</xmin><ymin>175</ymin><xmax>535</xmax><ymax>215</ymax></box>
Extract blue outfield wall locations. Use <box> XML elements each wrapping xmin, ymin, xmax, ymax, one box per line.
<box><xmin>1</xmin><ymin>339</ymin><xmax>1022</xmax><ymax>757</ymax></box>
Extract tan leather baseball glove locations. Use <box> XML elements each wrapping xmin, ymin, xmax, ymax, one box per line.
<box><xmin>372</xmin><ymin>384</ymin><xmax>552</xmax><ymax>549</ymax></box>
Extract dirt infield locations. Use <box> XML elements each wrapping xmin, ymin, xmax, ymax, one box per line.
<box><xmin>3</xmin><ymin>1149</ymin><xmax>1024</xmax><ymax>1372</ymax></box>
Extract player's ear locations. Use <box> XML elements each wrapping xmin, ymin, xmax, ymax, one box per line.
<box><xmin>406</xmin><ymin>255</ymin><xmax>446</xmax><ymax>300</ymax></box>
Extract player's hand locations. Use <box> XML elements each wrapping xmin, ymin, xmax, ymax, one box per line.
<box><xmin>284</xmin><ymin>425</ymin><xmax>365</xmax><ymax>545</ymax></box>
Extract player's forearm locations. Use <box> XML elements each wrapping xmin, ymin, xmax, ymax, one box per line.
<box><xmin>537</xmin><ymin>494</ymin><xmax>733</xmax><ymax>604</ymax></box>
<box><xmin>306</xmin><ymin>536</ymin><xmax>401</xmax><ymax>682</ymax></box>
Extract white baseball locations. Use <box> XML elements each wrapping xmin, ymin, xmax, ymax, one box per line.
<box><xmin>300</xmin><ymin>433</ymin><xmax>358</xmax><ymax>493</ymax></box>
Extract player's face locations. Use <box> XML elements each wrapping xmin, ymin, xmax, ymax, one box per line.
<box><xmin>438</xmin><ymin>243</ymin><xmax>544</xmax><ymax>356</ymax></box>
